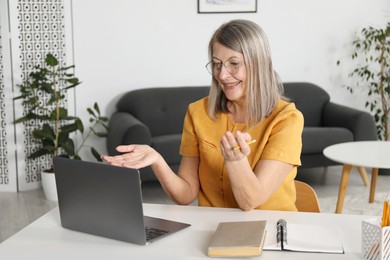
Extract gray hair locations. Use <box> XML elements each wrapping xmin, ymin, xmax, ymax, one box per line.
<box><xmin>207</xmin><ymin>19</ymin><xmax>284</xmax><ymax>127</ymax></box>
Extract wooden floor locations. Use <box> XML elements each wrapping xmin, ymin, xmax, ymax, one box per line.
<box><xmin>1</xmin><ymin>165</ymin><xmax>390</xmax><ymax>243</ymax></box>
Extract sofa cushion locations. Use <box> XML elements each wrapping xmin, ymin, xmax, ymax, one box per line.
<box><xmin>302</xmin><ymin>127</ymin><xmax>353</xmax><ymax>154</ymax></box>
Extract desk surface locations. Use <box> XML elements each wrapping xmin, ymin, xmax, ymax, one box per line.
<box><xmin>323</xmin><ymin>141</ymin><xmax>390</xmax><ymax>168</ymax></box>
<box><xmin>0</xmin><ymin>203</ymin><xmax>373</xmax><ymax>259</ymax></box>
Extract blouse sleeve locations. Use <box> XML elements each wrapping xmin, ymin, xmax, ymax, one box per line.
<box><xmin>179</xmin><ymin>106</ymin><xmax>200</xmax><ymax>157</ymax></box>
<box><xmin>261</xmin><ymin>106</ymin><xmax>304</xmax><ymax>166</ymax></box>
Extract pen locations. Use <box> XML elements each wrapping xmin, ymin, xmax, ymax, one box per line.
<box><xmin>232</xmin><ymin>140</ymin><xmax>256</xmax><ymax>150</ymax></box>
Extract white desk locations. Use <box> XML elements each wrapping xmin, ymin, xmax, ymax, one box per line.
<box><xmin>0</xmin><ymin>203</ymin><xmax>372</xmax><ymax>259</ymax></box>
<box><xmin>323</xmin><ymin>141</ymin><xmax>390</xmax><ymax>213</ymax></box>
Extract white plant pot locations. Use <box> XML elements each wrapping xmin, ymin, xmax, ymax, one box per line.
<box><xmin>41</xmin><ymin>171</ymin><xmax>58</xmax><ymax>201</ymax></box>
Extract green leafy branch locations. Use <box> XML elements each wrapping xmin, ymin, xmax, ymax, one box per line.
<box><xmin>338</xmin><ymin>22</ymin><xmax>390</xmax><ymax>140</ymax></box>
<box><xmin>14</xmin><ymin>53</ymin><xmax>109</xmax><ymax>166</ymax></box>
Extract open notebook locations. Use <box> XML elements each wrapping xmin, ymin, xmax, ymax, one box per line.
<box><xmin>263</xmin><ymin>219</ymin><xmax>344</xmax><ymax>254</ymax></box>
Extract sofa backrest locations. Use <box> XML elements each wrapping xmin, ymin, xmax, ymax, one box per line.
<box><xmin>117</xmin><ymin>83</ymin><xmax>329</xmax><ymax>135</ymax></box>
<box><xmin>283</xmin><ymin>82</ymin><xmax>330</xmax><ymax>127</ymax></box>
<box><xmin>117</xmin><ymin>86</ymin><xmax>210</xmax><ymax>136</ymax></box>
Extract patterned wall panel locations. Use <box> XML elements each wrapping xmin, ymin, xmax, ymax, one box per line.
<box><xmin>0</xmin><ymin>22</ymin><xmax>10</xmax><ymax>188</ymax></box>
<box><xmin>15</xmin><ymin>0</ymin><xmax>68</xmax><ymax>188</ymax></box>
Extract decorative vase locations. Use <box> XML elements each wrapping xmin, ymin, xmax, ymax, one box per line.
<box><xmin>41</xmin><ymin>171</ymin><xmax>58</xmax><ymax>201</ymax></box>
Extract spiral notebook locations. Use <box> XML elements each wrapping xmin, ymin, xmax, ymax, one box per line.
<box><xmin>263</xmin><ymin>219</ymin><xmax>344</xmax><ymax>254</ymax></box>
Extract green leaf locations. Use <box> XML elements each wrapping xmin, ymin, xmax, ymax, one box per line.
<box><xmin>57</xmin><ymin>131</ymin><xmax>69</xmax><ymax>145</ymax></box>
<box><xmin>32</xmin><ymin>124</ymin><xmax>55</xmax><ymax>141</ymax></box>
<box><xmin>91</xmin><ymin>147</ymin><xmax>102</xmax><ymax>162</ymax></box>
<box><xmin>61</xmin><ymin>139</ymin><xmax>75</xmax><ymax>156</ymax></box>
<box><xmin>87</xmin><ymin>107</ymin><xmax>96</xmax><ymax>117</ymax></box>
<box><xmin>67</xmin><ymin>78</ymin><xmax>79</xmax><ymax>84</ymax></box>
<box><xmin>28</xmin><ymin>148</ymin><xmax>51</xmax><ymax>159</ymax></box>
<box><xmin>41</xmin><ymin>142</ymin><xmax>56</xmax><ymax>153</ymax></box>
<box><xmin>64</xmin><ymin>81</ymin><xmax>82</xmax><ymax>90</ymax></box>
<box><xmin>93</xmin><ymin>102</ymin><xmax>100</xmax><ymax>114</ymax></box>
<box><xmin>94</xmin><ymin>132</ymin><xmax>108</xmax><ymax>138</ymax></box>
<box><xmin>13</xmin><ymin>116</ymin><xmax>29</xmax><ymax>124</ymax></box>
<box><xmin>58</xmin><ymin>65</ymin><xmax>75</xmax><ymax>71</ymax></box>
<box><xmin>40</xmin><ymin>82</ymin><xmax>54</xmax><ymax>94</ymax></box>
<box><xmin>13</xmin><ymin>95</ymin><xmax>24</xmax><ymax>100</ymax></box>
<box><xmin>75</xmin><ymin>118</ymin><xmax>84</xmax><ymax>133</ymax></box>
<box><xmin>45</xmin><ymin>53</ymin><xmax>58</xmax><ymax>66</ymax></box>
<box><xmin>60</xmin><ymin>122</ymin><xmax>81</xmax><ymax>135</ymax></box>
<box><xmin>59</xmin><ymin>107</ymin><xmax>69</xmax><ymax>118</ymax></box>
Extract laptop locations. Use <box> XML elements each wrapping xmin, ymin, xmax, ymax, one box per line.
<box><xmin>53</xmin><ymin>156</ymin><xmax>191</xmax><ymax>245</ymax></box>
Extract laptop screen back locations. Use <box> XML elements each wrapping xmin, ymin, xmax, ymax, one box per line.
<box><xmin>53</xmin><ymin>157</ymin><xmax>147</xmax><ymax>244</ymax></box>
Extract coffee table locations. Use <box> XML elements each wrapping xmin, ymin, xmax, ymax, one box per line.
<box><xmin>323</xmin><ymin>141</ymin><xmax>390</xmax><ymax>214</ymax></box>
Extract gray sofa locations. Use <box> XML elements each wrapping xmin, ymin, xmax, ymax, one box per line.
<box><xmin>107</xmin><ymin>82</ymin><xmax>377</xmax><ymax>181</ymax></box>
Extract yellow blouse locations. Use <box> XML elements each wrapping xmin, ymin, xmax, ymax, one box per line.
<box><xmin>179</xmin><ymin>97</ymin><xmax>303</xmax><ymax>211</ymax></box>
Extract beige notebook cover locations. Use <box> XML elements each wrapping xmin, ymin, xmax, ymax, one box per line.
<box><xmin>207</xmin><ymin>220</ymin><xmax>267</xmax><ymax>257</ymax></box>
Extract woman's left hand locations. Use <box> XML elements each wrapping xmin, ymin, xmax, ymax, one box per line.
<box><xmin>220</xmin><ymin>131</ymin><xmax>252</xmax><ymax>161</ymax></box>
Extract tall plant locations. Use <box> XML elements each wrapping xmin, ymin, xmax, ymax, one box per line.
<box><xmin>14</xmin><ymin>53</ymin><xmax>108</xmax><ymax>169</ymax></box>
<box><xmin>338</xmin><ymin>22</ymin><xmax>390</xmax><ymax>140</ymax></box>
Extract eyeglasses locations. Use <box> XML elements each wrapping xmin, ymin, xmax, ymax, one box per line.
<box><xmin>205</xmin><ymin>60</ymin><xmax>243</xmax><ymax>75</ymax></box>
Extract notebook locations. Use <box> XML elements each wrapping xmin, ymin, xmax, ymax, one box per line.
<box><xmin>263</xmin><ymin>219</ymin><xmax>344</xmax><ymax>254</ymax></box>
<box><xmin>53</xmin><ymin>156</ymin><xmax>191</xmax><ymax>245</ymax></box>
<box><xmin>207</xmin><ymin>220</ymin><xmax>267</xmax><ymax>257</ymax></box>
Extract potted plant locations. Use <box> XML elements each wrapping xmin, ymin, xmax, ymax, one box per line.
<box><xmin>337</xmin><ymin>22</ymin><xmax>390</xmax><ymax>141</ymax></box>
<box><xmin>14</xmin><ymin>53</ymin><xmax>109</xmax><ymax>200</ymax></box>
<box><xmin>338</xmin><ymin>22</ymin><xmax>390</xmax><ymax>175</ymax></box>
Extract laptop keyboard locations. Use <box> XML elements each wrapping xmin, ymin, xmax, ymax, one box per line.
<box><xmin>145</xmin><ymin>226</ymin><xmax>168</xmax><ymax>241</ymax></box>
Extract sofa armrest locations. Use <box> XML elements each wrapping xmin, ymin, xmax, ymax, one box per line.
<box><xmin>322</xmin><ymin>102</ymin><xmax>377</xmax><ymax>141</ymax></box>
<box><xmin>106</xmin><ymin>111</ymin><xmax>152</xmax><ymax>155</ymax></box>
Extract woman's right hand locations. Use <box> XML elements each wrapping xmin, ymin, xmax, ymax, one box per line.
<box><xmin>101</xmin><ymin>145</ymin><xmax>162</xmax><ymax>169</ymax></box>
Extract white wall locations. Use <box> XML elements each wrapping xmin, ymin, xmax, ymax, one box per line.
<box><xmin>70</xmin><ymin>0</ymin><xmax>390</xmax><ymax>155</ymax></box>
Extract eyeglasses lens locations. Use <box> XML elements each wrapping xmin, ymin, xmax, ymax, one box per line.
<box><xmin>205</xmin><ymin>61</ymin><xmax>240</xmax><ymax>75</ymax></box>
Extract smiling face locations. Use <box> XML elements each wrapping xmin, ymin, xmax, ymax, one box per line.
<box><xmin>212</xmin><ymin>42</ymin><xmax>246</xmax><ymax>105</ymax></box>
<box><xmin>207</xmin><ymin>20</ymin><xmax>281</xmax><ymax>126</ymax></box>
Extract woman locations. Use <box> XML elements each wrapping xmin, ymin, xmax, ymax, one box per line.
<box><xmin>102</xmin><ymin>19</ymin><xmax>303</xmax><ymax>211</ymax></box>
